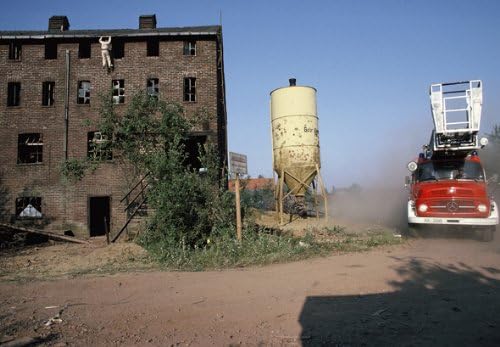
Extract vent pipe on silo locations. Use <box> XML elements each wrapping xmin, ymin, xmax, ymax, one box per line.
<box><xmin>289</xmin><ymin>78</ymin><xmax>296</xmax><ymax>86</ymax></box>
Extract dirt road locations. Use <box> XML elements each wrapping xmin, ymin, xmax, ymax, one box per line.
<box><xmin>1</xmin><ymin>231</ymin><xmax>500</xmax><ymax>347</ymax></box>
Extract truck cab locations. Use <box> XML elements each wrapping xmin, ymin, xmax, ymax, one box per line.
<box><xmin>407</xmin><ymin>152</ymin><xmax>498</xmax><ymax>241</ymax></box>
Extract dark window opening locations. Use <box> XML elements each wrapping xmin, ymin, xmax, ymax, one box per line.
<box><xmin>77</xmin><ymin>81</ymin><xmax>91</xmax><ymax>104</ymax></box>
<box><xmin>78</xmin><ymin>41</ymin><xmax>91</xmax><ymax>59</ymax></box>
<box><xmin>89</xmin><ymin>197</ymin><xmax>110</xmax><ymax>237</ymax></box>
<box><xmin>42</xmin><ymin>81</ymin><xmax>55</xmax><ymax>106</ymax></box>
<box><xmin>45</xmin><ymin>41</ymin><xmax>57</xmax><ymax>59</ymax></box>
<box><xmin>112</xmin><ymin>39</ymin><xmax>124</xmax><ymax>59</ymax></box>
<box><xmin>147</xmin><ymin>78</ymin><xmax>159</xmax><ymax>98</ymax></box>
<box><xmin>88</xmin><ymin>131</ymin><xmax>113</xmax><ymax>161</ymax></box>
<box><xmin>182</xmin><ymin>135</ymin><xmax>207</xmax><ymax>171</ymax></box>
<box><xmin>147</xmin><ymin>38</ymin><xmax>159</xmax><ymax>56</ymax></box>
<box><xmin>7</xmin><ymin>82</ymin><xmax>21</xmax><ymax>106</ymax></box>
<box><xmin>112</xmin><ymin>79</ymin><xmax>125</xmax><ymax>104</ymax></box>
<box><xmin>16</xmin><ymin>197</ymin><xmax>42</xmax><ymax>219</ymax></box>
<box><xmin>183</xmin><ymin>77</ymin><xmax>196</xmax><ymax>102</ymax></box>
<box><xmin>9</xmin><ymin>41</ymin><xmax>22</xmax><ymax>60</ymax></box>
<box><xmin>18</xmin><ymin>133</ymin><xmax>43</xmax><ymax>164</ymax></box>
<box><xmin>183</xmin><ymin>41</ymin><xmax>196</xmax><ymax>56</ymax></box>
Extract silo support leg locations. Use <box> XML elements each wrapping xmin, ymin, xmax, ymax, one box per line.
<box><xmin>316</xmin><ymin>164</ymin><xmax>329</xmax><ymax>221</ymax></box>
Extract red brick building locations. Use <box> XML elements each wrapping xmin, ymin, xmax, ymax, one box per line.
<box><xmin>0</xmin><ymin>15</ymin><xmax>227</xmax><ymax>238</ymax></box>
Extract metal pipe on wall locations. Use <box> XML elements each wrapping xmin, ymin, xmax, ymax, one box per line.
<box><xmin>63</xmin><ymin>49</ymin><xmax>70</xmax><ymax>160</ymax></box>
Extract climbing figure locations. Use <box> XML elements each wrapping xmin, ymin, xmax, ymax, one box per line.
<box><xmin>99</xmin><ymin>36</ymin><xmax>113</xmax><ymax>69</ymax></box>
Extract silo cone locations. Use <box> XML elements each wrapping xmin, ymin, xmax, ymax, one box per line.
<box><xmin>271</xmin><ymin>80</ymin><xmax>321</xmax><ymax>201</ymax></box>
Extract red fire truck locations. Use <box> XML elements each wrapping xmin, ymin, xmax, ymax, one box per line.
<box><xmin>406</xmin><ymin>81</ymin><xmax>498</xmax><ymax>241</ymax></box>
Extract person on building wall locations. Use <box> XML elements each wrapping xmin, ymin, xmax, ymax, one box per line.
<box><xmin>99</xmin><ymin>36</ymin><xmax>113</xmax><ymax>69</ymax></box>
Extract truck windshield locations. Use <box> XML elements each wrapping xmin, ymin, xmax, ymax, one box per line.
<box><xmin>416</xmin><ymin>160</ymin><xmax>484</xmax><ymax>182</ymax></box>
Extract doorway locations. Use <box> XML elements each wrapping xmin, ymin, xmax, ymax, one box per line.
<box><xmin>89</xmin><ymin>196</ymin><xmax>110</xmax><ymax>237</ymax></box>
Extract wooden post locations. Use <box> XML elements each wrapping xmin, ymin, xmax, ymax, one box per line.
<box><xmin>235</xmin><ymin>173</ymin><xmax>242</xmax><ymax>241</ymax></box>
<box><xmin>104</xmin><ymin>216</ymin><xmax>110</xmax><ymax>245</ymax></box>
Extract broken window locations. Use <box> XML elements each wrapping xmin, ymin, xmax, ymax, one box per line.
<box><xmin>112</xmin><ymin>80</ymin><xmax>125</xmax><ymax>104</ymax></box>
<box><xmin>183</xmin><ymin>77</ymin><xmax>196</xmax><ymax>102</ymax></box>
<box><xmin>7</xmin><ymin>82</ymin><xmax>21</xmax><ymax>106</ymax></box>
<box><xmin>16</xmin><ymin>197</ymin><xmax>42</xmax><ymax>219</ymax></box>
<box><xmin>183</xmin><ymin>41</ymin><xmax>196</xmax><ymax>56</ymax></box>
<box><xmin>112</xmin><ymin>39</ymin><xmax>124</xmax><ymax>59</ymax></box>
<box><xmin>18</xmin><ymin>133</ymin><xmax>43</xmax><ymax>164</ymax></box>
<box><xmin>78</xmin><ymin>41</ymin><xmax>91</xmax><ymax>59</ymax></box>
<box><xmin>147</xmin><ymin>38</ymin><xmax>159</xmax><ymax>57</ymax></box>
<box><xmin>45</xmin><ymin>40</ymin><xmax>57</xmax><ymax>59</ymax></box>
<box><xmin>88</xmin><ymin>131</ymin><xmax>112</xmax><ymax>161</ymax></box>
<box><xmin>8</xmin><ymin>41</ymin><xmax>22</xmax><ymax>60</ymax></box>
<box><xmin>77</xmin><ymin>81</ymin><xmax>91</xmax><ymax>104</ymax></box>
<box><xmin>42</xmin><ymin>81</ymin><xmax>55</xmax><ymax>106</ymax></box>
<box><xmin>147</xmin><ymin>78</ymin><xmax>159</xmax><ymax>98</ymax></box>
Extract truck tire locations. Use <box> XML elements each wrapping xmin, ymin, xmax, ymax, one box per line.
<box><xmin>478</xmin><ymin>227</ymin><xmax>494</xmax><ymax>242</ymax></box>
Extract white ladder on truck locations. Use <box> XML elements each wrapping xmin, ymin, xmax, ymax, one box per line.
<box><xmin>429</xmin><ymin>80</ymin><xmax>482</xmax><ymax>151</ymax></box>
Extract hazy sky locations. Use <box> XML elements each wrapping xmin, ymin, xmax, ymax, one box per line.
<box><xmin>1</xmin><ymin>0</ymin><xmax>499</xmax><ymax>188</ymax></box>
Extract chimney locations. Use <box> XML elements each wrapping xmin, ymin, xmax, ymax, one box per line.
<box><xmin>48</xmin><ymin>16</ymin><xmax>70</xmax><ymax>32</ymax></box>
<box><xmin>289</xmin><ymin>78</ymin><xmax>297</xmax><ymax>86</ymax></box>
<box><xmin>139</xmin><ymin>15</ymin><xmax>157</xmax><ymax>29</ymax></box>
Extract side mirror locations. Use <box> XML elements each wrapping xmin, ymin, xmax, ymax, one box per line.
<box><xmin>405</xmin><ymin>176</ymin><xmax>411</xmax><ymax>187</ymax></box>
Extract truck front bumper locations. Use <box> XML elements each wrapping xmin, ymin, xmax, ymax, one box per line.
<box><xmin>408</xmin><ymin>201</ymin><xmax>499</xmax><ymax>226</ymax></box>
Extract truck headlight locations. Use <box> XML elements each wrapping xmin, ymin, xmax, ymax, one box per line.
<box><xmin>477</xmin><ymin>204</ymin><xmax>487</xmax><ymax>213</ymax></box>
<box><xmin>418</xmin><ymin>204</ymin><xmax>428</xmax><ymax>213</ymax></box>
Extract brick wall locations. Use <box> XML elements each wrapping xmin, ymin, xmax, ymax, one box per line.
<box><xmin>0</xmin><ymin>35</ymin><xmax>226</xmax><ymax>238</ymax></box>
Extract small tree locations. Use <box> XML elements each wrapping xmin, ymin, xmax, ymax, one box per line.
<box><xmin>97</xmin><ymin>92</ymin><xmax>234</xmax><ymax>248</ymax></box>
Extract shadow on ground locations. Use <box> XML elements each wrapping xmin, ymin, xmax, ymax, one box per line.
<box><xmin>299</xmin><ymin>258</ymin><xmax>500</xmax><ymax>346</ymax></box>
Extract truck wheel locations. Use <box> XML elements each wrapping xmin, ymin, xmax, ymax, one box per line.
<box><xmin>478</xmin><ymin>227</ymin><xmax>494</xmax><ymax>242</ymax></box>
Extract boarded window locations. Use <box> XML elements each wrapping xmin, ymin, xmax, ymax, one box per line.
<box><xmin>18</xmin><ymin>133</ymin><xmax>43</xmax><ymax>164</ymax></box>
<box><xmin>112</xmin><ymin>80</ymin><xmax>125</xmax><ymax>104</ymax></box>
<box><xmin>79</xmin><ymin>41</ymin><xmax>91</xmax><ymax>59</ymax></box>
<box><xmin>183</xmin><ymin>41</ymin><xmax>196</xmax><ymax>56</ymax></box>
<box><xmin>88</xmin><ymin>131</ymin><xmax>112</xmax><ymax>161</ymax></box>
<box><xmin>42</xmin><ymin>81</ymin><xmax>55</xmax><ymax>106</ymax></box>
<box><xmin>8</xmin><ymin>41</ymin><xmax>22</xmax><ymax>60</ymax></box>
<box><xmin>183</xmin><ymin>77</ymin><xmax>196</xmax><ymax>102</ymax></box>
<box><xmin>147</xmin><ymin>38</ymin><xmax>159</xmax><ymax>57</ymax></box>
<box><xmin>112</xmin><ymin>39</ymin><xmax>124</xmax><ymax>59</ymax></box>
<box><xmin>147</xmin><ymin>78</ymin><xmax>159</xmax><ymax>98</ymax></box>
<box><xmin>77</xmin><ymin>81</ymin><xmax>91</xmax><ymax>104</ymax></box>
<box><xmin>16</xmin><ymin>197</ymin><xmax>42</xmax><ymax>219</ymax></box>
<box><xmin>7</xmin><ymin>82</ymin><xmax>21</xmax><ymax>106</ymax></box>
<box><xmin>45</xmin><ymin>41</ymin><xmax>57</xmax><ymax>59</ymax></box>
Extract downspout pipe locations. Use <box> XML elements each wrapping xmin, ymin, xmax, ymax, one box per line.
<box><xmin>63</xmin><ymin>49</ymin><xmax>70</xmax><ymax>160</ymax></box>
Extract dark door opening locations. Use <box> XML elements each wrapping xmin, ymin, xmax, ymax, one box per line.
<box><xmin>182</xmin><ymin>135</ymin><xmax>207</xmax><ymax>171</ymax></box>
<box><xmin>89</xmin><ymin>196</ymin><xmax>110</xmax><ymax>237</ymax></box>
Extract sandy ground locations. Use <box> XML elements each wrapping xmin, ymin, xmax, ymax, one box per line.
<box><xmin>1</xmin><ymin>229</ymin><xmax>499</xmax><ymax>346</ymax></box>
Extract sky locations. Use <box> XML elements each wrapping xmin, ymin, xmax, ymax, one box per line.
<box><xmin>1</xmin><ymin>0</ymin><xmax>499</xmax><ymax>188</ymax></box>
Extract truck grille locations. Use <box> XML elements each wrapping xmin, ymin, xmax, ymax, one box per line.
<box><xmin>429</xmin><ymin>199</ymin><xmax>475</xmax><ymax>212</ymax></box>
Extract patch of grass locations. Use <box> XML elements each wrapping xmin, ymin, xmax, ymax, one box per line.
<box><xmin>141</xmin><ymin>225</ymin><xmax>402</xmax><ymax>271</ymax></box>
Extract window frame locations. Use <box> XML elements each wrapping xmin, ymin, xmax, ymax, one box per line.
<box><xmin>45</xmin><ymin>40</ymin><xmax>58</xmax><ymax>60</ymax></box>
<box><xmin>42</xmin><ymin>81</ymin><xmax>55</xmax><ymax>106</ymax></box>
<box><xmin>77</xmin><ymin>80</ymin><xmax>91</xmax><ymax>105</ymax></box>
<box><xmin>147</xmin><ymin>78</ymin><xmax>159</xmax><ymax>98</ymax></box>
<box><xmin>7</xmin><ymin>82</ymin><xmax>21</xmax><ymax>107</ymax></box>
<box><xmin>183</xmin><ymin>77</ymin><xmax>196</xmax><ymax>102</ymax></box>
<box><xmin>183</xmin><ymin>41</ymin><xmax>197</xmax><ymax>56</ymax></box>
<box><xmin>112</xmin><ymin>79</ymin><xmax>125</xmax><ymax>104</ymax></box>
<box><xmin>147</xmin><ymin>38</ymin><xmax>159</xmax><ymax>57</ymax></box>
<box><xmin>17</xmin><ymin>133</ymin><xmax>43</xmax><ymax>164</ymax></box>
<box><xmin>15</xmin><ymin>197</ymin><xmax>43</xmax><ymax>219</ymax></box>
<box><xmin>87</xmin><ymin>131</ymin><xmax>113</xmax><ymax>161</ymax></box>
<box><xmin>78</xmin><ymin>41</ymin><xmax>92</xmax><ymax>59</ymax></box>
<box><xmin>8</xmin><ymin>41</ymin><xmax>22</xmax><ymax>60</ymax></box>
